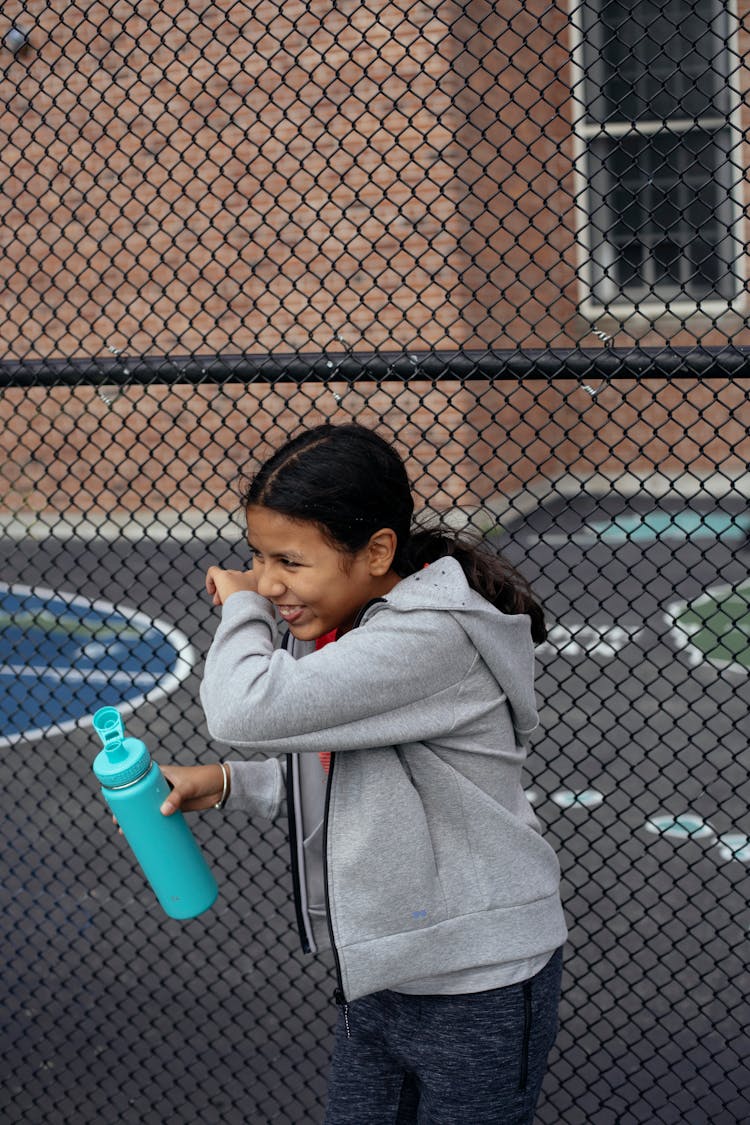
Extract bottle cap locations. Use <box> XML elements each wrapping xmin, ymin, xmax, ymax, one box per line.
<box><xmin>93</xmin><ymin>706</ymin><xmax>125</xmax><ymax>747</ymax></box>
<box><xmin>92</xmin><ymin>707</ymin><xmax>151</xmax><ymax>788</ymax></box>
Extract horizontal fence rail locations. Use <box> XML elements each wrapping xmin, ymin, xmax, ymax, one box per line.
<box><xmin>2</xmin><ymin>346</ymin><xmax>750</xmax><ymax>388</ymax></box>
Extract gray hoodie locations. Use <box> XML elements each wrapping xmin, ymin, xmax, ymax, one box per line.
<box><xmin>200</xmin><ymin>557</ymin><xmax>567</xmax><ymax>1002</ymax></box>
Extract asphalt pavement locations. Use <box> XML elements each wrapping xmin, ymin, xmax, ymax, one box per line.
<box><xmin>1</xmin><ymin>497</ymin><xmax>749</xmax><ymax>1124</ymax></box>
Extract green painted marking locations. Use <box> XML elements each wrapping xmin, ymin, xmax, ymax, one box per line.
<box><xmin>673</xmin><ymin>581</ymin><xmax>750</xmax><ymax>670</ymax></box>
<box><xmin>0</xmin><ymin>608</ymin><xmax>142</xmax><ymax>642</ymax></box>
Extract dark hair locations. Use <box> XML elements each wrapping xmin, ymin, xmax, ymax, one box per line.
<box><xmin>241</xmin><ymin>423</ymin><xmax>546</xmax><ymax>643</ymax></box>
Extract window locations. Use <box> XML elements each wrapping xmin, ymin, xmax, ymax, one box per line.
<box><xmin>572</xmin><ymin>0</ymin><xmax>743</xmax><ymax>314</ymax></box>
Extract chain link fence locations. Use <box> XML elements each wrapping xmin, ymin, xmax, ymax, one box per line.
<box><xmin>2</xmin><ymin>2</ymin><xmax>750</xmax><ymax>1123</ymax></box>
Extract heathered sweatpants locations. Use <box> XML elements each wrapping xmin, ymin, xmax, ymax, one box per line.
<box><xmin>324</xmin><ymin>947</ymin><xmax>563</xmax><ymax>1125</ymax></box>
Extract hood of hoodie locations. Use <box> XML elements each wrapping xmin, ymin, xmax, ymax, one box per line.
<box><xmin>361</xmin><ymin>555</ymin><xmax>539</xmax><ymax>743</ymax></box>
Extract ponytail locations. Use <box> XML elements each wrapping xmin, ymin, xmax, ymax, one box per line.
<box><xmin>396</xmin><ymin>527</ymin><xmax>547</xmax><ymax>645</ymax></box>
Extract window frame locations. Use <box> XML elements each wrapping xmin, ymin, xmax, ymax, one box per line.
<box><xmin>569</xmin><ymin>0</ymin><xmax>746</xmax><ymax>320</ymax></box>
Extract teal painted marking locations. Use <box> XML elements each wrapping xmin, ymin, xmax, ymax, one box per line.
<box><xmin>716</xmin><ymin>834</ymin><xmax>750</xmax><ymax>863</ymax></box>
<box><xmin>645</xmin><ymin>813</ymin><xmax>715</xmax><ymax>841</ymax></box>
<box><xmin>591</xmin><ymin>509</ymin><xmax>749</xmax><ymax>545</ymax></box>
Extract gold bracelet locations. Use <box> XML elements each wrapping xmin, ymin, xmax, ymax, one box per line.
<box><xmin>214</xmin><ymin>762</ymin><xmax>230</xmax><ymax>810</ymax></box>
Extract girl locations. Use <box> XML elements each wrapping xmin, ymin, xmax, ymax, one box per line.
<box><xmin>161</xmin><ymin>422</ymin><xmax>567</xmax><ymax>1124</ymax></box>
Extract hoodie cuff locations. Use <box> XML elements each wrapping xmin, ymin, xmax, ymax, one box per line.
<box><xmin>224</xmin><ymin>758</ymin><xmax>286</xmax><ymax>820</ymax></box>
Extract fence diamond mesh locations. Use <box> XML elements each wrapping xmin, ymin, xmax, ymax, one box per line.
<box><xmin>1</xmin><ymin>2</ymin><xmax>749</xmax><ymax>1124</ymax></box>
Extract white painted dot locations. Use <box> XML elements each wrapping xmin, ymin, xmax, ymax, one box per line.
<box><xmin>551</xmin><ymin>789</ymin><xmax>605</xmax><ymax>810</ymax></box>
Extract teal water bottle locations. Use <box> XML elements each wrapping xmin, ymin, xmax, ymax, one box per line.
<box><xmin>92</xmin><ymin>706</ymin><xmax>218</xmax><ymax>919</ymax></box>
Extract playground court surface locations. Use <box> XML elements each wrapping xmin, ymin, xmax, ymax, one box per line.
<box><xmin>1</xmin><ymin>493</ymin><xmax>749</xmax><ymax>1123</ymax></box>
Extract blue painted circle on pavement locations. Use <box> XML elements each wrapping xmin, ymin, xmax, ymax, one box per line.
<box><xmin>1</xmin><ymin>583</ymin><xmax>195</xmax><ymax>748</ymax></box>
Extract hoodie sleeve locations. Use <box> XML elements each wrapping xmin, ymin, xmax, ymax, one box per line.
<box><xmin>199</xmin><ymin>590</ymin><xmax>481</xmax><ymax>756</ymax></box>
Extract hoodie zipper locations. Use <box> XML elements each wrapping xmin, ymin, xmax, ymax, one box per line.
<box><xmin>322</xmin><ymin>596</ymin><xmax>386</xmax><ymax>1038</ymax></box>
<box><xmin>282</xmin><ymin>632</ymin><xmax>312</xmax><ymax>956</ymax></box>
<box><xmin>322</xmin><ymin>751</ymin><xmax>351</xmax><ymax>1036</ymax></box>
<box><xmin>285</xmin><ymin>754</ymin><xmax>312</xmax><ymax>955</ymax></box>
<box><xmin>292</xmin><ymin>599</ymin><xmax>387</xmax><ymax>1038</ymax></box>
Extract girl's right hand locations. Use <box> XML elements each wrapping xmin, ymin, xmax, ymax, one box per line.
<box><xmin>205</xmin><ymin>566</ymin><xmax>258</xmax><ymax>606</ymax></box>
<box><xmin>159</xmin><ymin>763</ymin><xmax>230</xmax><ymax>816</ymax></box>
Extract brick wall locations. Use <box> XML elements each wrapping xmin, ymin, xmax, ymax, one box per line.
<box><xmin>4</xmin><ymin>0</ymin><xmax>747</xmax><ymax>360</ymax></box>
<box><xmin>3</xmin><ymin>378</ymin><xmax>748</xmax><ymax>531</ymax></box>
<box><xmin>1</xmin><ymin>0</ymin><xmax>748</xmax><ymax>523</ymax></box>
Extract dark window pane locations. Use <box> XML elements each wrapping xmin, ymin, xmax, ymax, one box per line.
<box><xmin>587</xmin><ymin>128</ymin><xmax>739</xmax><ymax>303</ymax></box>
<box><xmin>617</xmin><ymin>240</ymin><xmax>646</xmax><ymax>287</ymax></box>
<box><xmin>579</xmin><ymin>0</ymin><xmax>731</xmax><ymax>123</ymax></box>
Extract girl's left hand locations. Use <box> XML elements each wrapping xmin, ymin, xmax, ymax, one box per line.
<box><xmin>205</xmin><ymin>565</ymin><xmax>258</xmax><ymax>606</ymax></box>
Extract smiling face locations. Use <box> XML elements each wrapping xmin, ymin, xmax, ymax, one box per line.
<box><xmin>246</xmin><ymin>505</ymin><xmax>400</xmax><ymax>640</ymax></box>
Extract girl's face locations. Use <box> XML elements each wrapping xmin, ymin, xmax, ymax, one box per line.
<box><xmin>245</xmin><ymin>505</ymin><xmax>400</xmax><ymax>640</ymax></box>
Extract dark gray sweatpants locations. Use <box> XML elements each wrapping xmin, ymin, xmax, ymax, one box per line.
<box><xmin>325</xmin><ymin>947</ymin><xmax>563</xmax><ymax>1125</ymax></box>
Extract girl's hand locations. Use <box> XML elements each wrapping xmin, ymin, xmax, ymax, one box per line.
<box><xmin>159</xmin><ymin>763</ymin><xmax>229</xmax><ymax>816</ymax></box>
<box><xmin>205</xmin><ymin>565</ymin><xmax>258</xmax><ymax>606</ymax></box>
